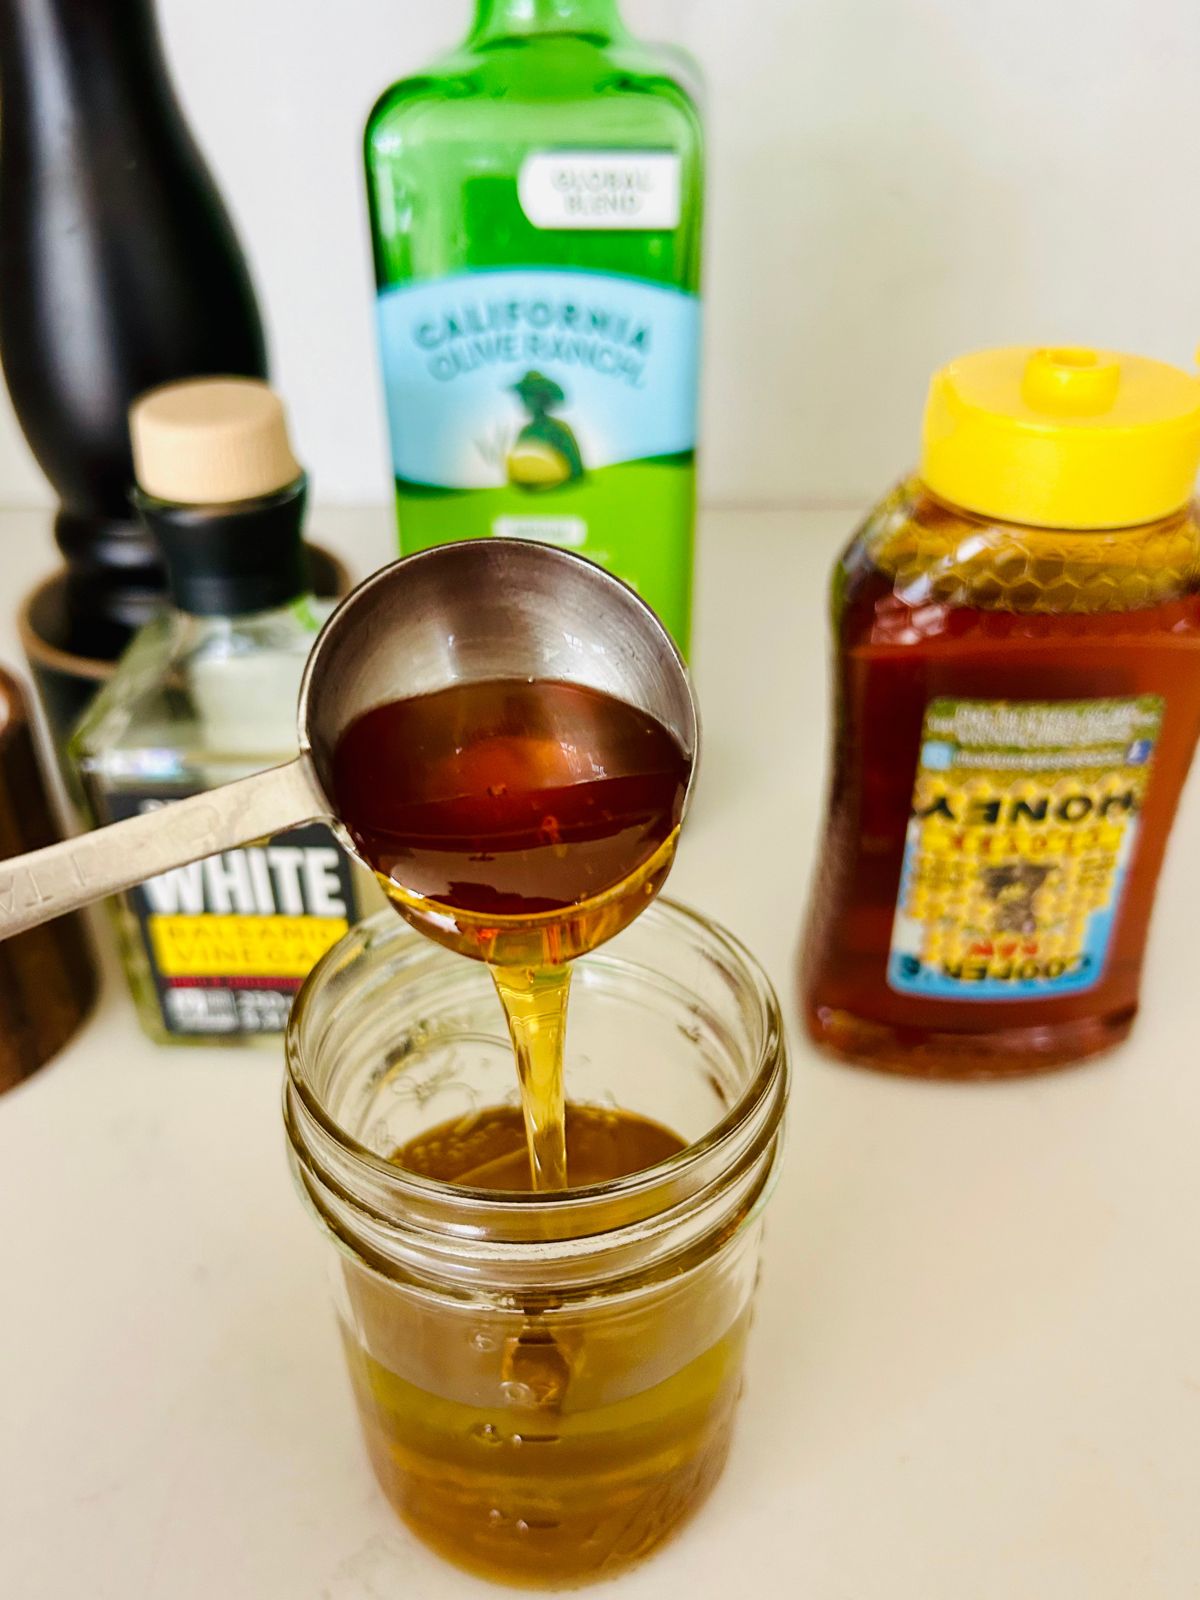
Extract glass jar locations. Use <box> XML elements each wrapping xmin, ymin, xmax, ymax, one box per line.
<box><xmin>284</xmin><ymin>898</ymin><xmax>788</xmax><ymax>1587</ymax></box>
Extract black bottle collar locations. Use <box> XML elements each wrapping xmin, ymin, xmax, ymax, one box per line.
<box><xmin>133</xmin><ymin>476</ymin><xmax>309</xmax><ymax>618</ymax></box>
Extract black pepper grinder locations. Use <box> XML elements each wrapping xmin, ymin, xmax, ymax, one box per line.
<box><xmin>0</xmin><ymin>0</ymin><xmax>268</xmax><ymax>664</ymax></box>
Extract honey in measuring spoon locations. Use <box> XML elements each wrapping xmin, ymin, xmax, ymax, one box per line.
<box><xmin>331</xmin><ymin>677</ymin><xmax>692</xmax><ymax>1189</ymax></box>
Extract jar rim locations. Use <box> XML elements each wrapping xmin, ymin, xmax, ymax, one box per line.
<box><xmin>285</xmin><ymin>897</ymin><xmax>787</xmax><ymax>1230</ymax></box>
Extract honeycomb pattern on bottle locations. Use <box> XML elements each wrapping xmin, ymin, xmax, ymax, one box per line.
<box><xmin>863</xmin><ymin>479</ymin><xmax>1200</xmax><ymax>614</ymax></box>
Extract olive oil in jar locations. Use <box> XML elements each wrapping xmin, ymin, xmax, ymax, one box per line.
<box><xmin>339</xmin><ymin>1102</ymin><xmax>745</xmax><ymax>1587</ymax></box>
<box><xmin>285</xmin><ymin>898</ymin><xmax>787</xmax><ymax>1590</ymax></box>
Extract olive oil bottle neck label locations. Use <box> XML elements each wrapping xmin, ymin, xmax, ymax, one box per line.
<box><xmin>517</xmin><ymin>151</ymin><xmax>682</xmax><ymax>230</ymax></box>
<box><xmin>888</xmin><ymin>696</ymin><xmax>1164</xmax><ymax>1001</ymax></box>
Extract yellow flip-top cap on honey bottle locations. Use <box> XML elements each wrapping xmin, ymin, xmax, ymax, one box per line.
<box><xmin>921</xmin><ymin>346</ymin><xmax>1200</xmax><ymax>529</ymax></box>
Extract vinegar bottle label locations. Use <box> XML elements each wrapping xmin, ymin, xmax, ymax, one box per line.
<box><xmin>106</xmin><ymin>791</ymin><xmax>358</xmax><ymax>1037</ymax></box>
<box><xmin>887</xmin><ymin>696</ymin><xmax>1164</xmax><ymax>1000</ymax></box>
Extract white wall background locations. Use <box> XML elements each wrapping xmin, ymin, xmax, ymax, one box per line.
<box><xmin>1</xmin><ymin>0</ymin><xmax>1197</xmax><ymax>508</ymax></box>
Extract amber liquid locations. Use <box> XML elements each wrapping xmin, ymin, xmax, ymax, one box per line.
<box><xmin>396</xmin><ymin>1100</ymin><xmax>687</xmax><ymax>1188</ymax></box>
<box><xmin>341</xmin><ymin>1104</ymin><xmax>745</xmax><ymax>1587</ymax></box>
<box><xmin>803</xmin><ymin>488</ymin><xmax>1200</xmax><ymax>1075</ymax></box>
<box><xmin>332</xmin><ymin>679</ymin><xmax>691</xmax><ymax>1185</ymax></box>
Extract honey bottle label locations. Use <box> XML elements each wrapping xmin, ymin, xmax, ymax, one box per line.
<box><xmin>106</xmin><ymin>791</ymin><xmax>357</xmax><ymax>1036</ymax></box>
<box><xmin>888</xmin><ymin>696</ymin><xmax>1164</xmax><ymax>1000</ymax></box>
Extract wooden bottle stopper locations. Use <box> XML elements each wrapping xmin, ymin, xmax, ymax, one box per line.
<box><xmin>130</xmin><ymin>377</ymin><xmax>302</xmax><ymax>504</ymax></box>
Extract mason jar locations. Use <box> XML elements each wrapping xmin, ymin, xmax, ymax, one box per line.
<box><xmin>284</xmin><ymin>898</ymin><xmax>788</xmax><ymax>1587</ymax></box>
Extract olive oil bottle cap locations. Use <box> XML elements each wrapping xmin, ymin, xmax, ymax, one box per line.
<box><xmin>130</xmin><ymin>377</ymin><xmax>302</xmax><ymax>505</ymax></box>
<box><xmin>921</xmin><ymin>346</ymin><xmax>1200</xmax><ymax>529</ymax></box>
<box><xmin>128</xmin><ymin>378</ymin><xmax>309</xmax><ymax>617</ymax></box>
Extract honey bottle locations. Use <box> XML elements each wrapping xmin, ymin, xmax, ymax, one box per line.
<box><xmin>802</xmin><ymin>346</ymin><xmax>1200</xmax><ymax>1077</ymax></box>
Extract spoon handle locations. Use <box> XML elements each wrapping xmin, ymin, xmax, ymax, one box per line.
<box><xmin>0</xmin><ymin>758</ymin><xmax>326</xmax><ymax>941</ymax></box>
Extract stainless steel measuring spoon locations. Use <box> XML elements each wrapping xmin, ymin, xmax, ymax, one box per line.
<box><xmin>0</xmin><ymin>540</ymin><xmax>698</xmax><ymax>940</ymax></box>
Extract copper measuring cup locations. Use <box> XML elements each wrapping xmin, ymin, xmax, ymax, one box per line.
<box><xmin>0</xmin><ymin>540</ymin><xmax>698</xmax><ymax>941</ymax></box>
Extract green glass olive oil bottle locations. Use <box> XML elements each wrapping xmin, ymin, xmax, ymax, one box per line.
<box><xmin>365</xmin><ymin>0</ymin><xmax>704</xmax><ymax>651</ymax></box>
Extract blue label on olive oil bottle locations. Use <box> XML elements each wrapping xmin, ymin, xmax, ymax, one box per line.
<box><xmin>376</xmin><ymin>267</ymin><xmax>699</xmax><ymax>492</ymax></box>
<box><xmin>375</xmin><ymin>266</ymin><xmax>699</xmax><ymax>648</ymax></box>
<box><xmin>888</xmin><ymin>697</ymin><xmax>1163</xmax><ymax>1000</ymax></box>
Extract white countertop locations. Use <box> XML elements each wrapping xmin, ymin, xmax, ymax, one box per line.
<box><xmin>2</xmin><ymin>505</ymin><xmax>1199</xmax><ymax>1599</ymax></box>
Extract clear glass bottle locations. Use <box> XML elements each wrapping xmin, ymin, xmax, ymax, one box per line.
<box><xmin>365</xmin><ymin>0</ymin><xmax>704</xmax><ymax>651</ymax></box>
<box><xmin>285</xmin><ymin>898</ymin><xmax>788</xmax><ymax>1588</ymax></box>
<box><xmin>71</xmin><ymin>379</ymin><xmax>360</xmax><ymax>1045</ymax></box>
<box><xmin>802</xmin><ymin>346</ymin><xmax>1200</xmax><ymax>1077</ymax></box>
